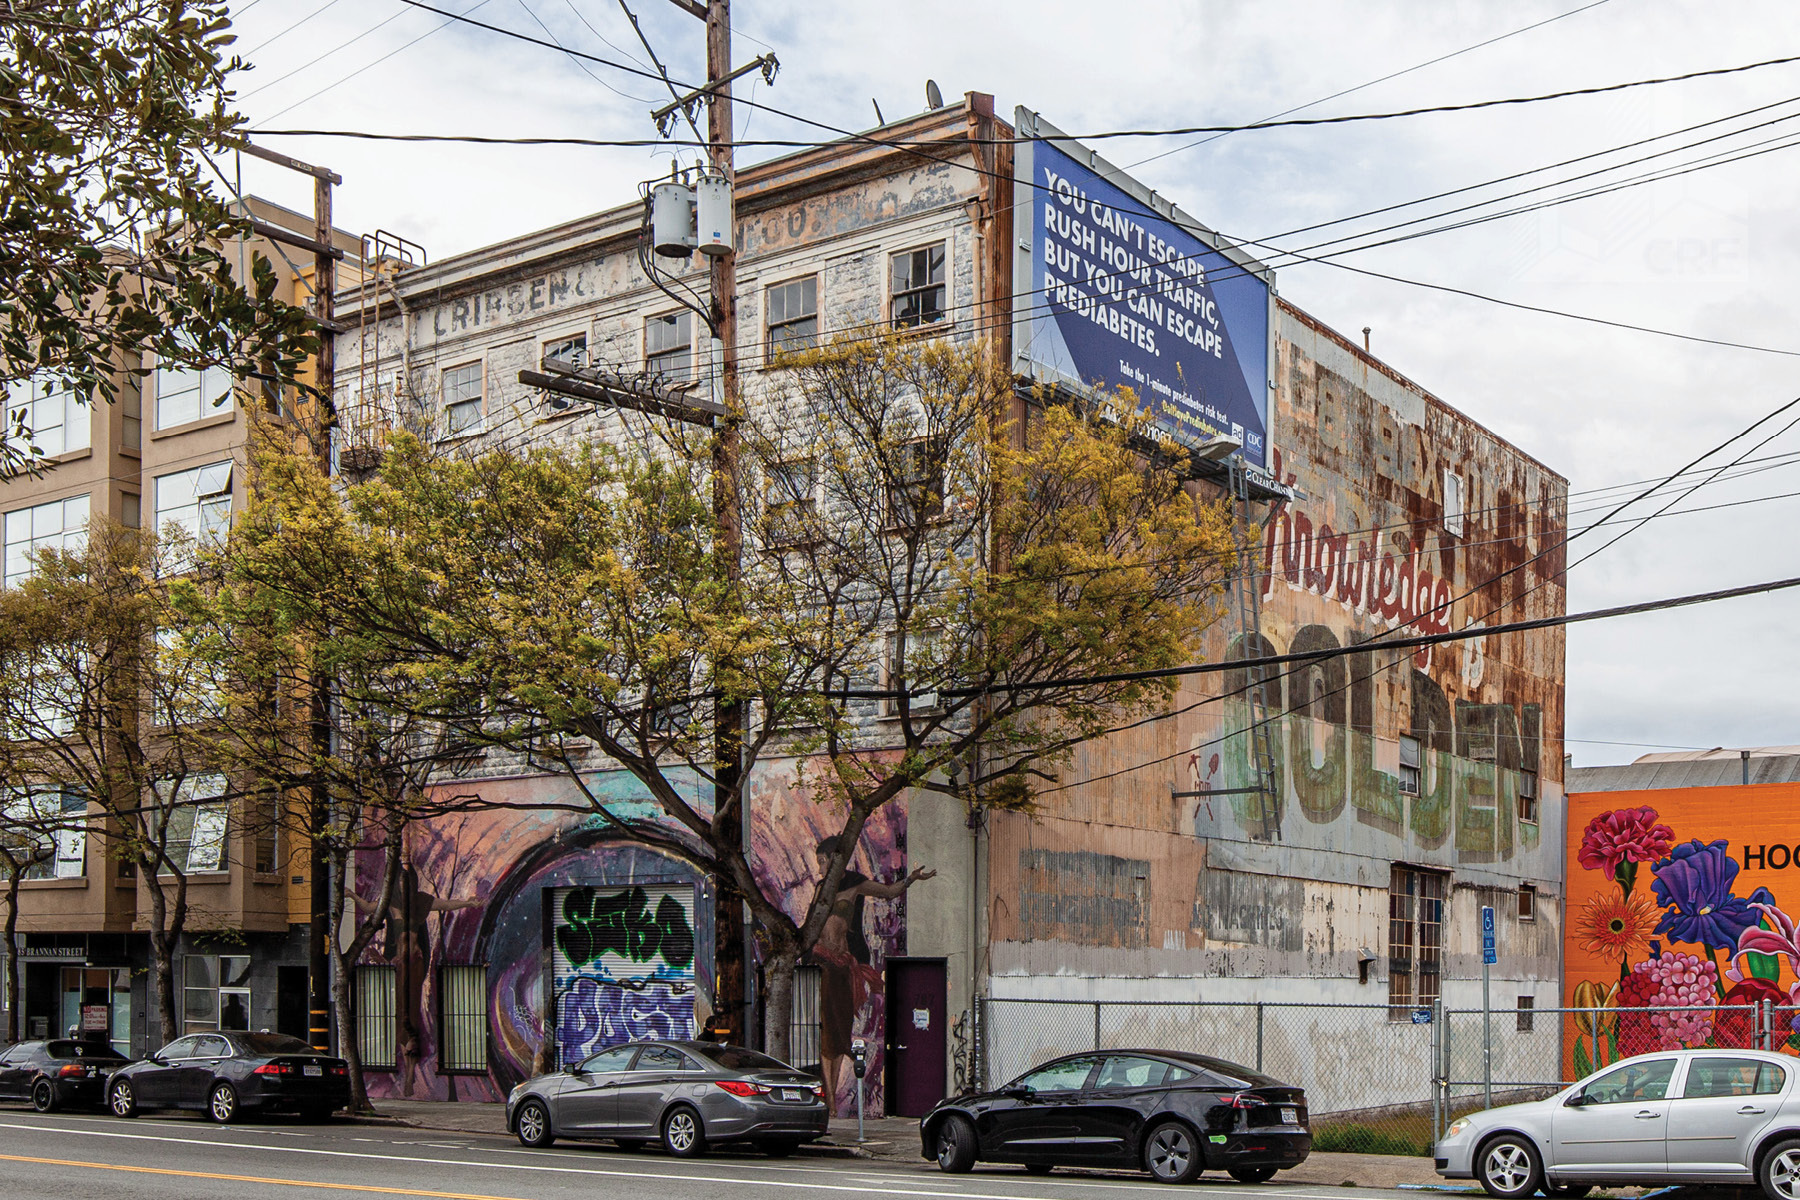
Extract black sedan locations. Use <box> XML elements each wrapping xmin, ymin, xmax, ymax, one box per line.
<box><xmin>0</xmin><ymin>1039</ymin><xmax>129</xmax><ymax>1112</ymax></box>
<box><xmin>107</xmin><ymin>1031</ymin><xmax>349</xmax><ymax>1123</ymax></box>
<box><xmin>921</xmin><ymin>1050</ymin><xmax>1311</xmax><ymax>1184</ymax></box>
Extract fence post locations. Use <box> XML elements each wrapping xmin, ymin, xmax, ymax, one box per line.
<box><xmin>1431</xmin><ymin>997</ymin><xmax>1443</xmax><ymax>1145</ymax></box>
<box><xmin>1093</xmin><ymin>1002</ymin><xmax>1102</xmax><ymax>1051</ymax></box>
<box><xmin>1255</xmin><ymin>1003</ymin><xmax>1265</xmax><ymax>1074</ymax></box>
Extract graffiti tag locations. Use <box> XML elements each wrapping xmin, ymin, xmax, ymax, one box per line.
<box><xmin>556</xmin><ymin>886</ymin><xmax>695</xmax><ymax>971</ymax></box>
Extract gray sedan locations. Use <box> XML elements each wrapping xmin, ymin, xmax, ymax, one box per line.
<box><xmin>1437</xmin><ymin>1049</ymin><xmax>1800</xmax><ymax>1200</ymax></box>
<box><xmin>506</xmin><ymin>1041</ymin><xmax>827</xmax><ymax>1157</ymax></box>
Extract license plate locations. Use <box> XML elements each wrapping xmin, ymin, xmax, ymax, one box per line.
<box><xmin>780</xmin><ymin>1088</ymin><xmax>804</xmax><ymax>1102</ymax></box>
<box><xmin>1281</xmin><ymin>1108</ymin><xmax>1298</xmax><ymax>1125</ymax></box>
<box><xmin>304</xmin><ymin>1065</ymin><xmax>323</xmax><ymax>1077</ymax></box>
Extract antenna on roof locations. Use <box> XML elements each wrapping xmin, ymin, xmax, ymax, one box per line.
<box><xmin>925</xmin><ymin>79</ymin><xmax>943</xmax><ymax>110</ymax></box>
<box><xmin>871</xmin><ymin>98</ymin><xmax>885</xmax><ymax>125</ymax></box>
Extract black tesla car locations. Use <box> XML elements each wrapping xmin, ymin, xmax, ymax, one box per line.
<box><xmin>107</xmin><ymin>1031</ymin><xmax>349</xmax><ymax>1123</ymax></box>
<box><xmin>921</xmin><ymin>1050</ymin><xmax>1311</xmax><ymax>1184</ymax></box>
<box><xmin>0</xmin><ymin>1039</ymin><xmax>129</xmax><ymax>1112</ymax></box>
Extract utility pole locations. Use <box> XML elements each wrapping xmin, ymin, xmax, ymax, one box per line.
<box><xmin>309</xmin><ymin>171</ymin><xmax>338</xmax><ymax>1056</ymax></box>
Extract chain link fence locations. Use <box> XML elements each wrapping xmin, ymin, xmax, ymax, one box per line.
<box><xmin>980</xmin><ymin>996</ymin><xmax>1800</xmax><ymax>1158</ymax></box>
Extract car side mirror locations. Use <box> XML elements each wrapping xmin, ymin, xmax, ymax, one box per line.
<box><xmin>565</xmin><ymin>1065</ymin><xmax>586</xmax><ymax>1076</ymax></box>
<box><xmin>1003</xmin><ymin>1084</ymin><xmax>1030</xmax><ymax>1098</ymax></box>
<box><xmin>1565</xmin><ymin>1091</ymin><xmax>1589</xmax><ymax>1107</ymax></box>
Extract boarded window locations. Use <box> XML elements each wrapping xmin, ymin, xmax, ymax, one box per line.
<box><xmin>356</xmin><ymin>965</ymin><xmax>398</xmax><ymax>1070</ymax></box>
<box><xmin>438</xmin><ymin>965</ymin><xmax>488</xmax><ymax>1073</ymax></box>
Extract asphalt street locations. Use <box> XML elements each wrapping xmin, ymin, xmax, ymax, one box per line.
<box><xmin>0</xmin><ymin>1109</ymin><xmax>1454</xmax><ymax>1200</ymax></box>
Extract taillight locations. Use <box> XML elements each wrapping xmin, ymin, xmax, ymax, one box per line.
<box><xmin>714</xmin><ymin>1080</ymin><xmax>770</xmax><ymax>1097</ymax></box>
<box><xmin>810</xmin><ymin>1083</ymin><xmax>824</xmax><ymax>1098</ymax></box>
<box><xmin>330</xmin><ymin>1065</ymin><xmax>348</xmax><ymax>1076</ymax></box>
<box><xmin>57</xmin><ymin>1064</ymin><xmax>88</xmax><ymax>1078</ymax></box>
<box><xmin>1223</xmin><ymin>1093</ymin><xmax>1267</xmax><ymax>1109</ymax></box>
<box><xmin>253</xmin><ymin>1063</ymin><xmax>294</xmax><ymax>1076</ymax></box>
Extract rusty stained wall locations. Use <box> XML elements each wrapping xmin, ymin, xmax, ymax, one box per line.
<box><xmin>987</xmin><ymin>300</ymin><xmax>1568</xmax><ymax>1001</ymax></box>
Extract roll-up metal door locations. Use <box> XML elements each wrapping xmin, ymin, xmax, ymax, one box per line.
<box><xmin>549</xmin><ymin>883</ymin><xmax>697</xmax><ymax>1067</ymax></box>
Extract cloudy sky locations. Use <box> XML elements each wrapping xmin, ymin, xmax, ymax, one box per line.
<box><xmin>223</xmin><ymin>0</ymin><xmax>1800</xmax><ymax>765</ymax></box>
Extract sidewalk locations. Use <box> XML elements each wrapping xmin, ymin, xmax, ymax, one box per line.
<box><xmin>359</xmin><ymin>1101</ymin><xmax>1453</xmax><ymax>1184</ymax></box>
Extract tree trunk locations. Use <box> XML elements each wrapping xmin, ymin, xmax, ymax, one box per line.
<box><xmin>144</xmin><ymin>874</ymin><xmax>183</xmax><ymax>1049</ymax></box>
<box><xmin>333</xmin><ymin>946</ymin><xmax>366</xmax><ymax>1111</ymax></box>
<box><xmin>3</xmin><ymin>870</ymin><xmax>22</xmax><ymax>1043</ymax></box>
<box><xmin>761</xmin><ymin>943</ymin><xmax>800</xmax><ymax>1065</ymax></box>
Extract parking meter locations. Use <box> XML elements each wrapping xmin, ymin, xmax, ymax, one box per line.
<box><xmin>850</xmin><ymin>1039</ymin><xmax>867</xmax><ymax>1080</ymax></box>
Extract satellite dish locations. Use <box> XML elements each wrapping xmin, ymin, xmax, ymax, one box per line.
<box><xmin>925</xmin><ymin>79</ymin><xmax>943</xmax><ymax>110</ymax></box>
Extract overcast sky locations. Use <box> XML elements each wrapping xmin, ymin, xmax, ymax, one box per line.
<box><xmin>223</xmin><ymin>0</ymin><xmax>1800</xmax><ymax>766</ymax></box>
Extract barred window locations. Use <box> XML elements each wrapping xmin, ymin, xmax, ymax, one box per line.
<box><xmin>1388</xmin><ymin>864</ymin><xmax>1446</xmax><ymax>1018</ymax></box>
<box><xmin>891</xmin><ymin>244</ymin><xmax>946</xmax><ymax>328</ymax></box>
<box><xmin>438</xmin><ymin>965</ymin><xmax>488</xmax><ymax>1074</ymax></box>
<box><xmin>766</xmin><ymin>276</ymin><xmax>818</xmax><ymax>355</ymax></box>
<box><xmin>356</xmin><ymin>965</ymin><xmax>397</xmax><ymax>1070</ymax></box>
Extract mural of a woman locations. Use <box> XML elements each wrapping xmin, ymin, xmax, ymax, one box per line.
<box><xmin>810</xmin><ymin>835</ymin><xmax>934</xmax><ymax>1117</ymax></box>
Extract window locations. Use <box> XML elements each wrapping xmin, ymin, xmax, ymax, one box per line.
<box><xmin>1681</xmin><ymin>1057</ymin><xmax>1786</xmax><ymax>1099</ymax></box>
<box><xmin>766</xmin><ymin>276</ymin><xmax>819</xmax><ymax>355</ymax></box>
<box><xmin>157</xmin><ymin>1034</ymin><xmax>203</xmax><ymax>1060</ymax></box>
<box><xmin>438</xmin><ymin>965</ymin><xmax>488</xmax><ymax>1073</ymax></box>
<box><xmin>4</xmin><ymin>495</ymin><xmax>89</xmax><ymax>587</ymax></box>
<box><xmin>891</xmin><ymin>243</ymin><xmax>946</xmax><ymax>328</ymax></box>
<box><xmin>4</xmin><ymin>376</ymin><xmax>88</xmax><ymax>458</ymax></box>
<box><xmin>1096</xmin><ymin>1056</ymin><xmax>1171</xmax><ymax>1089</ymax></box>
<box><xmin>1516</xmin><ymin>996</ymin><xmax>1535</xmax><ymax>1033</ymax></box>
<box><xmin>153</xmin><ymin>462</ymin><xmax>233</xmax><ymax>554</ymax></box>
<box><xmin>577</xmin><ymin>1045</ymin><xmax>639</xmax><ymax>1074</ymax></box>
<box><xmin>1580</xmin><ymin>1058</ymin><xmax>1676</xmax><ymax>1105</ymax></box>
<box><xmin>635</xmin><ymin>1044</ymin><xmax>699</xmax><ymax>1072</ymax></box>
<box><xmin>1017</xmin><ymin>1055</ymin><xmax>1099</xmax><ymax>1093</ymax></box>
<box><xmin>441</xmin><ymin>362</ymin><xmax>483</xmax><ymax>434</ymax></box>
<box><xmin>1518</xmin><ymin>883</ymin><xmax>1537</xmax><ymax>922</ymax></box>
<box><xmin>543</xmin><ymin>334</ymin><xmax>587</xmax><ymax>368</ymax></box>
<box><xmin>1</xmin><ymin>788</ymin><xmax>85</xmax><ymax>880</ymax></box>
<box><xmin>1388</xmin><ymin>865</ymin><xmax>1447</xmax><ymax>1017</ymax></box>
<box><xmin>154</xmin><ymin>359</ymin><xmax>234</xmax><ymax>430</ymax></box>
<box><xmin>183</xmin><ymin>955</ymin><xmax>251</xmax><ymax>1034</ymax></box>
<box><xmin>1517</xmin><ymin>767</ymin><xmax>1539</xmax><ymax>824</ymax></box>
<box><xmin>763</xmin><ymin>458</ymin><xmax>817</xmax><ymax>544</ymax></box>
<box><xmin>355</xmin><ymin>965</ymin><xmax>397</xmax><ymax>1069</ymax></box>
<box><xmin>1443</xmin><ymin>469</ymin><xmax>1464</xmax><ymax>536</ymax></box>
<box><xmin>121</xmin><ymin>494</ymin><xmax>141</xmax><ymax>529</ymax></box>
<box><xmin>1399</xmin><ymin>735</ymin><xmax>1421</xmax><ymax>796</ymax></box>
<box><xmin>151</xmin><ymin>774</ymin><xmax>229</xmax><ymax>874</ymax></box>
<box><xmin>645</xmin><ymin>312</ymin><xmax>693</xmax><ymax>382</ymax></box>
<box><xmin>887</xmin><ymin>436</ymin><xmax>947</xmax><ymax>527</ymax></box>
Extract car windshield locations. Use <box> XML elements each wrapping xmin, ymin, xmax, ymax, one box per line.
<box><xmin>46</xmin><ymin>1040</ymin><xmax>126</xmax><ymax>1061</ymax></box>
<box><xmin>1161</xmin><ymin>1053</ymin><xmax>1283</xmax><ymax>1088</ymax></box>
<box><xmin>698</xmin><ymin>1046</ymin><xmax>792</xmax><ymax>1072</ymax></box>
<box><xmin>233</xmin><ymin>1033</ymin><xmax>318</xmax><ymax>1056</ymax></box>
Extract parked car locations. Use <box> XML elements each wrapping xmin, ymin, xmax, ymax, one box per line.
<box><xmin>106</xmin><ymin>1031</ymin><xmax>349</xmax><ymax>1124</ymax></box>
<box><xmin>1437</xmin><ymin>1048</ymin><xmax>1800</xmax><ymax>1200</ymax></box>
<box><xmin>506</xmin><ymin>1040</ymin><xmax>827</xmax><ymax>1157</ymax></box>
<box><xmin>0</xmin><ymin>1039</ymin><xmax>129</xmax><ymax>1112</ymax></box>
<box><xmin>920</xmin><ymin>1050</ymin><xmax>1311</xmax><ymax>1184</ymax></box>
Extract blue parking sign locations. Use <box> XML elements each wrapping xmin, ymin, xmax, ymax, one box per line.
<box><xmin>1482</xmin><ymin>905</ymin><xmax>1497</xmax><ymax>965</ymax></box>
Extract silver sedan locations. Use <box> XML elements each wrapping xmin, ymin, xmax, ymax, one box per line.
<box><xmin>506</xmin><ymin>1040</ymin><xmax>827</xmax><ymax>1157</ymax></box>
<box><xmin>1437</xmin><ymin>1049</ymin><xmax>1800</xmax><ymax>1200</ymax></box>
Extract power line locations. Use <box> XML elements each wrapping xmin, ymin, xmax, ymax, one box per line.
<box><xmin>1126</xmin><ymin>0</ymin><xmax>1616</xmax><ymax>169</ymax></box>
<box><xmin>511</xmin><ymin>0</ymin><xmax>655</xmax><ymax>105</ymax></box>
<box><xmin>239</xmin><ymin>0</ymin><xmax>350</xmax><ymax>59</ymax></box>
<box><xmin>239</xmin><ymin>5</ymin><xmax>412</xmax><ymax>100</ymax></box>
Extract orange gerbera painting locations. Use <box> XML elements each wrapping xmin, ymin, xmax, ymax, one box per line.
<box><xmin>1578</xmin><ymin>892</ymin><xmax>1660</xmax><ymax>959</ymax></box>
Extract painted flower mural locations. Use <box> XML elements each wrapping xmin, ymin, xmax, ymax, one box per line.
<box><xmin>1568</xmin><ymin>802</ymin><xmax>1800</xmax><ymax>1076</ymax></box>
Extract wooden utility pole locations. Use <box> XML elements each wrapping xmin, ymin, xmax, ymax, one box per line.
<box><xmin>309</xmin><ymin>172</ymin><xmax>337</xmax><ymax>1055</ymax></box>
<box><xmin>703</xmin><ymin>0</ymin><xmax>747</xmax><ymax>1051</ymax></box>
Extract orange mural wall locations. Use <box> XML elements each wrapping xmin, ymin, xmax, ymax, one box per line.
<box><xmin>1564</xmin><ymin>783</ymin><xmax>1800</xmax><ymax>1078</ymax></box>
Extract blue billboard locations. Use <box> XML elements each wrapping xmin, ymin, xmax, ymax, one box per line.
<box><xmin>1013</xmin><ymin>109</ymin><xmax>1274</xmax><ymax>467</ymax></box>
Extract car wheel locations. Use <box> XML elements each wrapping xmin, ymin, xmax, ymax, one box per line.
<box><xmin>662</xmin><ymin>1105</ymin><xmax>706</xmax><ymax>1158</ymax></box>
<box><xmin>1143</xmin><ymin>1120</ymin><xmax>1205</xmax><ymax>1185</ymax></box>
<box><xmin>31</xmin><ymin>1080</ymin><xmax>58</xmax><ymax>1114</ymax></box>
<box><xmin>1541</xmin><ymin>1184</ymin><xmax>1591</xmax><ymax>1198</ymax></box>
<box><xmin>934</xmin><ymin>1115</ymin><xmax>978</xmax><ymax>1174</ymax></box>
<box><xmin>1761</xmin><ymin>1137</ymin><xmax>1800</xmax><ymax>1200</ymax></box>
<box><xmin>1230</xmin><ymin>1166</ymin><xmax>1278</xmax><ymax>1184</ymax></box>
<box><xmin>208</xmin><ymin>1082</ymin><xmax>241</xmax><ymax>1124</ymax></box>
<box><xmin>1477</xmin><ymin>1134</ymin><xmax>1543</xmax><ymax>1200</ymax></box>
<box><xmin>515</xmin><ymin>1100</ymin><xmax>555</xmax><ymax>1148</ymax></box>
<box><xmin>108</xmin><ymin>1079</ymin><xmax>137</xmax><ymax>1118</ymax></box>
<box><xmin>757</xmin><ymin>1139</ymin><xmax>799</xmax><ymax>1158</ymax></box>
<box><xmin>1025</xmin><ymin>1162</ymin><xmax>1054</xmax><ymax>1175</ymax></box>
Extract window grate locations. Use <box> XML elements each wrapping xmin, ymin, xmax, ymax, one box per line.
<box><xmin>356</xmin><ymin>965</ymin><xmax>398</xmax><ymax>1070</ymax></box>
<box><xmin>439</xmin><ymin>965</ymin><xmax>488</xmax><ymax>1073</ymax></box>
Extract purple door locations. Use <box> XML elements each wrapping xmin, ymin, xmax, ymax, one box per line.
<box><xmin>885</xmin><ymin>958</ymin><xmax>947</xmax><ymax>1118</ymax></box>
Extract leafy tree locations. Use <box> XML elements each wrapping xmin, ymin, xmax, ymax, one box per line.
<box><xmin>234</xmin><ymin>331</ymin><xmax>1241</xmax><ymax>1073</ymax></box>
<box><xmin>0</xmin><ymin>521</ymin><xmax>243</xmax><ymax>1047</ymax></box>
<box><xmin>1</xmin><ymin>0</ymin><xmax>315</xmax><ymax>475</ymax></box>
<box><xmin>0</xmin><ymin>780</ymin><xmax>64</xmax><ymax>1041</ymax></box>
